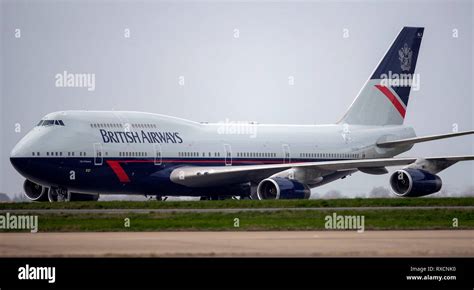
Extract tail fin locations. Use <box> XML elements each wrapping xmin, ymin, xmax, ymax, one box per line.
<box><xmin>340</xmin><ymin>27</ymin><xmax>424</xmax><ymax>126</ymax></box>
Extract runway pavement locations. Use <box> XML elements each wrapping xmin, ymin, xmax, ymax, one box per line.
<box><xmin>0</xmin><ymin>230</ymin><xmax>473</xmax><ymax>257</ymax></box>
<box><xmin>1</xmin><ymin>206</ymin><xmax>473</xmax><ymax>214</ymax></box>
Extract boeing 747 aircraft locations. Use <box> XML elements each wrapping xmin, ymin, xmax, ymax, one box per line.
<box><xmin>10</xmin><ymin>27</ymin><xmax>474</xmax><ymax>201</ymax></box>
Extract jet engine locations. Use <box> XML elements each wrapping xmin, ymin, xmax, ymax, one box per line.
<box><xmin>389</xmin><ymin>168</ymin><xmax>442</xmax><ymax>197</ymax></box>
<box><xmin>257</xmin><ymin>177</ymin><xmax>311</xmax><ymax>200</ymax></box>
<box><xmin>23</xmin><ymin>179</ymin><xmax>49</xmax><ymax>201</ymax></box>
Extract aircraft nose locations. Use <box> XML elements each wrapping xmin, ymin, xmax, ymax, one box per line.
<box><xmin>10</xmin><ymin>141</ymin><xmax>24</xmax><ymax>168</ymax></box>
<box><xmin>10</xmin><ymin>135</ymin><xmax>31</xmax><ymax>158</ymax></box>
<box><xmin>10</xmin><ymin>133</ymin><xmax>37</xmax><ymax>178</ymax></box>
<box><xmin>10</xmin><ymin>155</ymin><xmax>29</xmax><ymax>175</ymax></box>
<box><xmin>10</xmin><ymin>142</ymin><xmax>21</xmax><ymax>158</ymax></box>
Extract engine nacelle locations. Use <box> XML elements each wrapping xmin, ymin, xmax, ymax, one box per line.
<box><xmin>23</xmin><ymin>179</ymin><xmax>49</xmax><ymax>201</ymax></box>
<box><xmin>257</xmin><ymin>177</ymin><xmax>311</xmax><ymax>200</ymax></box>
<box><xmin>389</xmin><ymin>168</ymin><xmax>442</xmax><ymax>197</ymax></box>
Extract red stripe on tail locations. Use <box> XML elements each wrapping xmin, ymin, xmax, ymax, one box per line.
<box><xmin>374</xmin><ymin>84</ymin><xmax>406</xmax><ymax>118</ymax></box>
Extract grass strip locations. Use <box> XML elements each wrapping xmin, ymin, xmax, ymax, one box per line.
<box><xmin>1</xmin><ymin>208</ymin><xmax>472</xmax><ymax>232</ymax></box>
<box><xmin>1</xmin><ymin>197</ymin><xmax>474</xmax><ymax>210</ymax></box>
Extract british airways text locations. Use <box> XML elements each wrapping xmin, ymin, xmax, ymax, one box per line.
<box><xmin>100</xmin><ymin>129</ymin><xmax>183</xmax><ymax>144</ymax></box>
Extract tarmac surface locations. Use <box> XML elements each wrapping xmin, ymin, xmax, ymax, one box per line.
<box><xmin>1</xmin><ymin>206</ymin><xmax>473</xmax><ymax>214</ymax></box>
<box><xmin>0</xmin><ymin>230</ymin><xmax>473</xmax><ymax>257</ymax></box>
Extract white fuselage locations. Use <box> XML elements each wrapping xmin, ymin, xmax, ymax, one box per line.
<box><xmin>10</xmin><ymin>111</ymin><xmax>416</xmax><ymax>196</ymax></box>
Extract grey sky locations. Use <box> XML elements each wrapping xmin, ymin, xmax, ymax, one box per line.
<box><xmin>1</xmin><ymin>0</ymin><xmax>473</xmax><ymax>198</ymax></box>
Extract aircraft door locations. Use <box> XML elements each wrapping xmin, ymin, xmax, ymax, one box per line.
<box><xmin>224</xmin><ymin>144</ymin><xmax>232</xmax><ymax>166</ymax></box>
<box><xmin>154</xmin><ymin>144</ymin><xmax>162</xmax><ymax>165</ymax></box>
<box><xmin>282</xmin><ymin>144</ymin><xmax>291</xmax><ymax>164</ymax></box>
<box><xmin>93</xmin><ymin>143</ymin><xmax>103</xmax><ymax>166</ymax></box>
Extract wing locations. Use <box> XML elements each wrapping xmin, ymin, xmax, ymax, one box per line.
<box><xmin>377</xmin><ymin>130</ymin><xmax>474</xmax><ymax>148</ymax></box>
<box><xmin>170</xmin><ymin>155</ymin><xmax>474</xmax><ymax>187</ymax></box>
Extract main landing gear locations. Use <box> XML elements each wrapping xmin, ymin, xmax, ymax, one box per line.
<box><xmin>48</xmin><ymin>187</ymin><xmax>69</xmax><ymax>202</ymax></box>
<box><xmin>200</xmin><ymin>195</ymin><xmax>245</xmax><ymax>200</ymax></box>
<box><xmin>146</xmin><ymin>195</ymin><xmax>168</xmax><ymax>201</ymax></box>
<box><xmin>47</xmin><ymin>187</ymin><xmax>100</xmax><ymax>202</ymax></box>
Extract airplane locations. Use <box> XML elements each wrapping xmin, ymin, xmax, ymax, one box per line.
<box><xmin>9</xmin><ymin>26</ymin><xmax>474</xmax><ymax>202</ymax></box>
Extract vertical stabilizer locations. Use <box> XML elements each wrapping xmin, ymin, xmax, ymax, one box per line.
<box><xmin>340</xmin><ymin>27</ymin><xmax>424</xmax><ymax>126</ymax></box>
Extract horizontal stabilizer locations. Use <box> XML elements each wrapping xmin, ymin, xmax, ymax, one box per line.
<box><xmin>377</xmin><ymin>130</ymin><xmax>474</xmax><ymax>148</ymax></box>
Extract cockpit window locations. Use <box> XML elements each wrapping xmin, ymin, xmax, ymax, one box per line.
<box><xmin>37</xmin><ymin>120</ymin><xmax>65</xmax><ymax>127</ymax></box>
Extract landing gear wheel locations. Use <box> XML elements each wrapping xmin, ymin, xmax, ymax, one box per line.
<box><xmin>47</xmin><ymin>188</ymin><xmax>58</xmax><ymax>202</ymax></box>
<box><xmin>48</xmin><ymin>187</ymin><xmax>69</xmax><ymax>202</ymax></box>
<box><xmin>250</xmin><ymin>191</ymin><xmax>260</xmax><ymax>200</ymax></box>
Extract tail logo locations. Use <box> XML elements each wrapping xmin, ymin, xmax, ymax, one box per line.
<box><xmin>398</xmin><ymin>43</ymin><xmax>412</xmax><ymax>71</ymax></box>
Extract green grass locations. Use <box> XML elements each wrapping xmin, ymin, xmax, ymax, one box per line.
<box><xmin>2</xmin><ymin>209</ymin><xmax>473</xmax><ymax>232</ymax></box>
<box><xmin>1</xmin><ymin>197</ymin><xmax>474</xmax><ymax>210</ymax></box>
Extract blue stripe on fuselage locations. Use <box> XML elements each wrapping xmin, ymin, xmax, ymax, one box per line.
<box><xmin>10</xmin><ymin>157</ymin><xmax>346</xmax><ymax>195</ymax></box>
